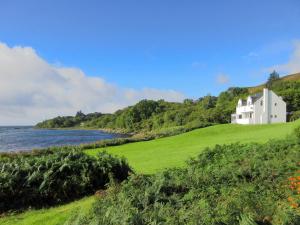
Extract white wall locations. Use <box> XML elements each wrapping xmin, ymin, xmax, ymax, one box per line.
<box><xmin>236</xmin><ymin>105</ymin><xmax>254</xmax><ymax>114</ymax></box>
<box><xmin>253</xmin><ymin>97</ymin><xmax>263</xmax><ymax>124</ymax></box>
<box><xmin>269</xmin><ymin>91</ymin><xmax>286</xmax><ymax>123</ymax></box>
<box><xmin>253</xmin><ymin>90</ymin><xmax>286</xmax><ymax>124</ymax></box>
<box><xmin>234</xmin><ymin>89</ymin><xmax>286</xmax><ymax>125</ymax></box>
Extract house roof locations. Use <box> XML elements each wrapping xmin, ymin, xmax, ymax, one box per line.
<box><xmin>239</xmin><ymin>92</ymin><xmax>263</xmax><ymax>106</ymax></box>
<box><xmin>250</xmin><ymin>93</ymin><xmax>263</xmax><ymax>103</ymax></box>
<box><xmin>240</xmin><ymin>99</ymin><xmax>247</xmax><ymax>106</ymax></box>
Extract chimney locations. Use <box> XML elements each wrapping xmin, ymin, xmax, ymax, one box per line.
<box><xmin>263</xmin><ymin>88</ymin><xmax>269</xmax><ymax>123</ymax></box>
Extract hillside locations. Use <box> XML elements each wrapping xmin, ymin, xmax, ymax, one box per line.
<box><xmin>86</xmin><ymin>119</ymin><xmax>300</xmax><ymax>173</ymax></box>
<box><xmin>248</xmin><ymin>72</ymin><xmax>300</xmax><ymax>93</ymax></box>
<box><xmin>80</xmin><ymin>139</ymin><xmax>300</xmax><ymax>224</ymax></box>
<box><xmin>35</xmin><ymin>72</ymin><xmax>300</xmax><ymax>134</ymax></box>
<box><xmin>2</xmin><ymin>119</ymin><xmax>300</xmax><ymax>225</ymax></box>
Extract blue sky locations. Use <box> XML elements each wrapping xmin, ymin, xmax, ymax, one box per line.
<box><xmin>1</xmin><ymin>0</ymin><xmax>300</xmax><ymax>124</ymax></box>
<box><xmin>1</xmin><ymin>0</ymin><xmax>299</xmax><ymax>97</ymax></box>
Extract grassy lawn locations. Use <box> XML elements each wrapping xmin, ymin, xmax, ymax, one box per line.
<box><xmin>0</xmin><ymin>197</ymin><xmax>94</xmax><ymax>225</ymax></box>
<box><xmin>86</xmin><ymin>120</ymin><xmax>300</xmax><ymax>174</ymax></box>
<box><xmin>2</xmin><ymin>120</ymin><xmax>300</xmax><ymax>225</ymax></box>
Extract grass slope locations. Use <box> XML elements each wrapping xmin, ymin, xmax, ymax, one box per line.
<box><xmin>0</xmin><ymin>197</ymin><xmax>94</xmax><ymax>225</ymax></box>
<box><xmin>2</xmin><ymin>120</ymin><xmax>300</xmax><ymax>225</ymax></box>
<box><xmin>87</xmin><ymin>120</ymin><xmax>300</xmax><ymax>174</ymax></box>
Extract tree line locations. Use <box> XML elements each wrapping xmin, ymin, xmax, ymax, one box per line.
<box><xmin>36</xmin><ymin>72</ymin><xmax>300</xmax><ymax>132</ymax></box>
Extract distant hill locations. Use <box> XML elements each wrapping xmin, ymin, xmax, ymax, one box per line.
<box><xmin>248</xmin><ymin>72</ymin><xmax>300</xmax><ymax>94</ymax></box>
<box><xmin>36</xmin><ymin>72</ymin><xmax>300</xmax><ymax>133</ymax></box>
<box><xmin>280</xmin><ymin>72</ymin><xmax>300</xmax><ymax>81</ymax></box>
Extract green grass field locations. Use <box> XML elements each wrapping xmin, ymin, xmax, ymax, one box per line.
<box><xmin>1</xmin><ymin>120</ymin><xmax>300</xmax><ymax>225</ymax></box>
<box><xmin>0</xmin><ymin>197</ymin><xmax>94</xmax><ymax>225</ymax></box>
<box><xmin>86</xmin><ymin>120</ymin><xmax>300</xmax><ymax>174</ymax></box>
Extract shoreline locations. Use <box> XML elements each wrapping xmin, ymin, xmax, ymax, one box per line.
<box><xmin>33</xmin><ymin>126</ymin><xmax>135</xmax><ymax>136</ymax></box>
<box><xmin>2</xmin><ymin>123</ymin><xmax>214</xmax><ymax>154</ymax></box>
<box><xmin>0</xmin><ymin>127</ymin><xmax>134</xmax><ymax>154</ymax></box>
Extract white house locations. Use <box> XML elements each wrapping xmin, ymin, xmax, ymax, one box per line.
<box><xmin>231</xmin><ymin>88</ymin><xmax>286</xmax><ymax>124</ymax></box>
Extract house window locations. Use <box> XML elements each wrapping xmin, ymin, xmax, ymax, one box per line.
<box><xmin>270</xmin><ymin>115</ymin><xmax>273</xmax><ymax>118</ymax></box>
<box><xmin>260</xmin><ymin>100</ymin><xmax>263</xmax><ymax>106</ymax></box>
<box><xmin>275</xmin><ymin>115</ymin><xmax>277</xmax><ymax>118</ymax></box>
<box><xmin>275</xmin><ymin>103</ymin><xmax>277</xmax><ymax>106</ymax></box>
<box><xmin>238</xmin><ymin>115</ymin><xmax>242</xmax><ymax>119</ymax></box>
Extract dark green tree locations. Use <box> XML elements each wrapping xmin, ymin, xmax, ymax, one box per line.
<box><xmin>183</xmin><ymin>99</ymin><xmax>194</xmax><ymax>105</ymax></box>
<box><xmin>75</xmin><ymin>110</ymin><xmax>85</xmax><ymax>118</ymax></box>
<box><xmin>266</xmin><ymin>70</ymin><xmax>280</xmax><ymax>88</ymax></box>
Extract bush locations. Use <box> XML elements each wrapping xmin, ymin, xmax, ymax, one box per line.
<box><xmin>76</xmin><ymin>138</ymin><xmax>300</xmax><ymax>225</ymax></box>
<box><xmin>0</xmin><ymin>149</ymin><xmax>132</xmax><ymax>212</ymax></box>
<box><xmin>294</xmin><ymin>125</ymin><xmax>300</xmax><ymax>140</ymax></box>
<box><xmin>290</xmin><ymin>111</ymin><xmax>300</xmax><ymax>122</ymax></box>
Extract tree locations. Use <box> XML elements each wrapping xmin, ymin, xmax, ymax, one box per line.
<box><xmin>198</xmin><ymin>95</ymin><xmax>217</xmax><ymax>109</ymax></box>
<box><xmin>183</xmin><ymin>99</ymin><xmax>194</xmax><ymax>105</ymax></box>
<box><xmin>227</xmin><ymin>87</ymin><xmax>248</xmax><ymax>96</ymax></box>
<box><xmin>266</xmin><ymin>70</ymin><xmax>280</xmax><ymax>88</ymax></box>
<box><xmin>76</xmin><ymin>110</ymin><xmax>85</xmax><ymax>118</ymax></box>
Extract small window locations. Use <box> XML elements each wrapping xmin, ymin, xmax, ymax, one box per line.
<box><xmin>275</xmin><ymin>103</ymin><xmax>277</xmax><ymax>106</ymax></box>
<box><xmin>275</xmin><ymin>115</ymin><xmax>277</xmax><ymax>118</ymax></box>
<box><xmin>270</xmin><ymin>115</ymin><xmax>273</xmax><ymax>118</ymax></box>
<box><xmin>260</xmin><ymin>100</ymin><xmax>263</xmax><ymax>106</ymax></box>
<box><xmin>238</xmin><ymin>115</ymin><xmax>242</xmax><ymax>119</ymax></box>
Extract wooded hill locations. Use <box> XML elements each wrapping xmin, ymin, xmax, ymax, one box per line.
<box><xmin>36</xmin><ymin>72</ymin><xmax>300</xmax><ymax>133</ymax></box>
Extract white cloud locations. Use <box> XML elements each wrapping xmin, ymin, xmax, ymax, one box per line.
<box><xmin>216</xmin><ymin>73</ymin><xmax>230</xmax><ymax>84</ymax></box>
<box><xmin>0</xmin><ymin>42</ymin><xmax>185</xmax><ymax>125</ymax></box>
<box><xmin>268</xmin><ymin>40</ymin><xmax>300</xmax><ymax>74</ymax></box>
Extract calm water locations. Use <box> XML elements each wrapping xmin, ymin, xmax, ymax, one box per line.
<box><xmin>0</xmin><ymin>126</ymin><xmax>126</xmax><ymax>152</ymax></box>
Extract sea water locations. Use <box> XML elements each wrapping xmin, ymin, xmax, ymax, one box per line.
<box><xmin>0</xmin><ymin>126</ymin><xmax>125</xmax><ymax>152</ymax></box>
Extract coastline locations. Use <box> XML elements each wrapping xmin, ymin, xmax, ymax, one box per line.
<box><xmin>3</xmin><ymin>123</ymin><xmax>214</xmax><ymax>154</ymax></box>
<box><xmin>0</xmin><ymin>127</ymin><xmax>133</xmax><ymax>154</ymax></box>
<box><xmin>33</xmin><ymin>126</ymin><xmax>134</xmax><ymax>136</ymax></box>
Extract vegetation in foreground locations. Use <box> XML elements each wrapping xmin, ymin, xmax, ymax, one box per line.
<box><xmin>87</xmin><ymin>119</ymin><xmax>300</xmax><ymax>173</ymax></box>
<box><xmin>0</xmin><ymin>121</ymin><xmax>300</xmax><ymax>225</ymax></box>
<box><xmin>0</xmin><ymin>150</ymin><xmax>131</xmax><ymax>213</ymax></box>
<box><xmin>36</xmin><ymin>72</ymin><xmax>300</xmax><ymax>134</ymax></box>
<box><xmin>68</xmin><ymin>137</ymin><xmax>300</xmax><ymax>225</ymax></box>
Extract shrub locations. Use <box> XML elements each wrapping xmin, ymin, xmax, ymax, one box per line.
<box><xmin>0</xmin><ymin>150</ymin><xmax>132</xmax><ymax>212</ymax></box>
<box><xmin>77</xmin><ymin>138</ymin><xmax>300</xmax><ymax>225</ymax></box>
<box><xmin>294</xmin><ymin>125</ymin><xmax>300</xmax><ymax>140</ymax></box>
<box><xmin>290</xmin><ymin>111</ymin><xmax>300</xmax><ymax>122</ymax></box>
